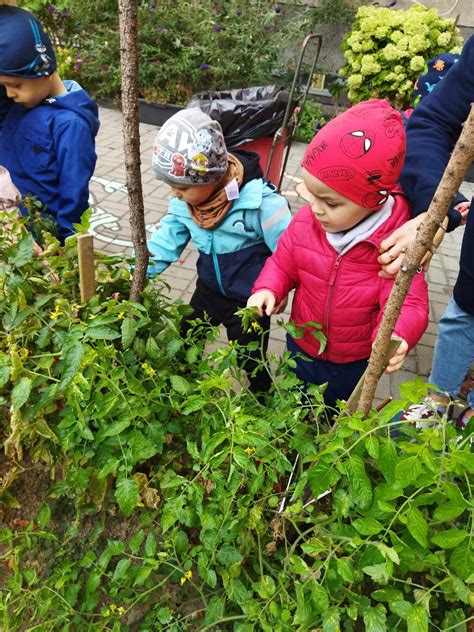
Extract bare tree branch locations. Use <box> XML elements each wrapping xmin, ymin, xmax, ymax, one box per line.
<box><xmin>117</xmin><ymin>0</ymin><xmax>149</xmax><ymax>302</ymax></box>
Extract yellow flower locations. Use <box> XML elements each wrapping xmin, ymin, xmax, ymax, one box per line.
<box><xmin>244</xmin><ymin>447</ymin><xmax>254</xmax><ymax>455</ymax></box>
<box><xmin>180</xmin><ymin>569</ymin><xmax>193</xmax><ymax>585</ymax></box>
<box><xmin>117</xmin><ymin>311</ymin><xmax>126</xmax><ymax>320</ymax></box>
<box><xmin>103</xmin><ymin>609</ymin><xmax>111</xmax><ymax>617</ymax></box>
<box><xmin>250</xmin><ymin>321</ymin><xmax>261</xmax><ymax>332</ymax></box>
<box><xmin>141</xmin><ymin>362</ymin><xmax>156</xmax><ymax>377</ymax></box>
<box><xmin>50</xmin><ymin>306</ymin><xmax>63</xmax><ymax>320</ymax></box>
<box><xmin>118</xmin><ymin>607</ymin><xmax>125</xmax><ymax>615</ymax></box>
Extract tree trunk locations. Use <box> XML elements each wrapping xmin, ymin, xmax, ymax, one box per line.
<box><xmin>117</xmin><ymin>0</ymin><xmax>149</xmax><ymax>302</ymax></box>
<box><xmin>357</xmin><ymin>104</ymin><xmax>474</xmax><ymax>417</ymax></box>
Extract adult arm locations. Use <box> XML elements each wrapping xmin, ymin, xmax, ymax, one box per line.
<box><xmin>379</xmin><ymin>36</ymin><xmax>474</xmax><ymax>275</ymax></box>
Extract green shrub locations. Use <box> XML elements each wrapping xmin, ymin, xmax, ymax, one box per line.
<box><xmin>0</xmin><ymin>212</ymin><xmax>473</xmax><ymax>630</ymax></box>
<box><xmin>23</xmin><ymin>0</ymin><xmax>313</xmax><ymax>105</ymax></box>
<box><xmin>339</xmin><ymin>3</ymin><xmax>463</xmax><ymax>108</ymax></box>
<box><xmin>294</xmin><ymin>100</ymin><xmax>327</xmax><ymax>143</ymax></box>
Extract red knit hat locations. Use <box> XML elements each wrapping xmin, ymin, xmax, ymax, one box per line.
<box><xmin>301</xmin><ymin>99</ymin><xmax>405</xmax><ymax>210</ymax></box>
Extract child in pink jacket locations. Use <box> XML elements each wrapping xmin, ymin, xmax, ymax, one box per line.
<box><xmin>248</xmin><ymin>99</ymin><xmax>429</xmax><ymax>408</ymax></box>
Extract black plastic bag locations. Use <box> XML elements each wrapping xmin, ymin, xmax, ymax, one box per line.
<box><xmin>188</xmin><ymin>85</ymin><xmax>295</xmax><ymax>148</ymax></box>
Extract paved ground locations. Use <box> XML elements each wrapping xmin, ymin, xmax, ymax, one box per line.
<box><xmin>89</xmin><ymin>106</ymin><xmax>474</xmax><ymax>404</ymax></box>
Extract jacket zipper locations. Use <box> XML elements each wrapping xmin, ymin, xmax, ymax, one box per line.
<box><xmin>323</xmin><ymin>255</ymin><xmax>342</xmax><ymax>359</ymax></box>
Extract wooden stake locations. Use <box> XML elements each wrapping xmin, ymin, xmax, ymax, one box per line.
<box><xmin>77</xmin><ymin>234</ymin><xmax>95</xmax><ymax>301</ymax></box>
<box><xmin>345</xmin><ymin>337</ymin><xmax>402</xmax><ymax>414</ymax></box>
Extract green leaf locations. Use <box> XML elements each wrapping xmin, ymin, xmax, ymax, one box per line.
<box><xmin>365</xmin><ymin>436</ymin><xmax>379</xmax><ymax>459</ymax></box>
<box><xmin>115</xmin><ymin>478</ymin><xmax>139</xmax><ymax>516</ymax></box>
<box><xmin>101</xmin><ymin>418</ymin><xmax>131</xmax><ymax>438</ymax></box>
<box><xmin>11</xmin><ymin>235</ymin><xmax>34</xmax><ymax>267</ymax></box>
<box><xmin>378</xmin><ymin>439</ymin><xmax>398</xmax><ymax>481</ymax></box>
<box><xmin>112</xmin><ymin>558</ymin><xmax>131</xmax><ymax>583</ymax></box>
<box><xmin>433</xmin><ymin>503</ymin><xmax>465</xmax><ymax>521</ymax></box>
<box><xmin>406</xmin><ymin>605</ymin><xmax>428</xmax><ymax>632</ymax></box>
<box><xmin>311</xmin><ymin>582</ymin><xmax>329</xmax><ymax>614</ymax></box>
<box><xmin>128</xmin><ymin>429</ymin><xmax>159</xmax><ymax>462</ymax></box>
<box><xmin>353</xmin><ymin>518</ymin><xmax>384</xmax><ymax>535</ymax></box>
<box><xmin>255</xmin><ymin>575</ymin><xmax>276</xmax><ymax>599</ymax></box>
<box><xmin>128</xmin><ymin>530</ymin><xmax>145</xmax><ymax>555</ymax></box>
<box><xmin>336</xmin><ymin>558</ymin><xmax>354</xmax><ymax>583</ymax></box>
<box><xmin>170</xmin><ymin>374</ymin><xmax>190</xmax><ymax>394</ymax></box>
<box><xmin>346</xmin><ymin>455</ymin><xmax>372</xmax><ymax>509</ymax></box>
<box><xmin>134</xmin><ymin>565</ymin><xmax>153</xmax><ymax>586</ymax></box>
<box><xmin>86</xmin><ymin>325</ymin><xmax>121</xmax><ymax>340</ymax></box>
<box><xmin>389</xmin><ymin>600</ymin><xmax>411</xmax><ymax>619</ymax></box>
<box><xmin>363</xmin><ymin>604</ymin><xmax>387</xmax><ymax>632</ymax></box>
<box><xmin>431</xmin><ymin>529</ymin><xmax>467</xmax><ymax>549</ymax></box>
<box><xmin>406</xmin><ymin>507</ymin><xmax>428</xmax><ymax>548</ymax></box>
<box><xmin>372</xmin><ymin>588</ymin><xmax>403</xmax><ymax>603</ymax></box>
<box><xmin>11</xmin><ymin>376</ymin><xmax>32</xmax><ymax>411</ymax></box>
<box><xmin>121</xmin><ymin>317</ymin><xmax>138</xmax><ymax>349</ymax></box>
<box><xmin>322</xmin><ymin>607</ymin><xmax>341</xmax><ymax>632</ymax></box>
<box><xmin>307</xmin><ymin>462</ymin><xmax>332</xmax><ymax>498</ymax></box>
<box><xmin>59</xmin><ymin>342</ymin><xmax>84</xmax><ymax>388</ymax></box>
<box><xmin>395</xmin><ymin>456</ymin><xmax>421</xmax><ymax>487</ymax></box>
<box><xmin>144</xmin><ymin>533</ymin><xmax>157</xmax><ymax>558</ymax></box>
<box><xmin>145</xmin><ymin>336</ymin><xmax>161</xmax><ymax>360</ymax></box>
<box><xmin>217</xmin><ymin>545</ymin><xmax>242</xmax><ymax>566</ymax></box>
<box><xmin>204</xmin><ymin>595</ymin><xmax>225</xmax><ymax>626</ymax></box>
<box><xmin>0</xmin><ymin>365</ymin><xmax>10</xmax><ymax>389</ymax></box>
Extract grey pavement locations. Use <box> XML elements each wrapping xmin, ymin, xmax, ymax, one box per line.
<box><xmin>90</xmin><ymin>106</ymin><xmax>474</xmax><ymax>404</ymax></box>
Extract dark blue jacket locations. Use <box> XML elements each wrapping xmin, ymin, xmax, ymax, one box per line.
<box><xmin>400</xmin><ymin>36</ymin><xmax>474</xmax><ymax>314</ymax></box>
<box><xmin>0</xmin><ymin>80</ymin><xmax>99</xmax><ymax>241</ymax></box>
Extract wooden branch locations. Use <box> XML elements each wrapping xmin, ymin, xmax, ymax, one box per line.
<box><xmin>77</xmin><ymin>234</ymin><xmax>95</xmax><ymax>301</ymax></box>
<box><xmin>357</xmin><ymin>103</ymin><xmax>474</xmax><ymax>417</ymax></box>
<box><xmin>117</xmin><ymin>0</ymin><xmax>149</xmax><ymax>303</ymax></box>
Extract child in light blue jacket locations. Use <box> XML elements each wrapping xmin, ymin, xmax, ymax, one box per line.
<box><xmin>148</xmin><ymin>108</ymin><xmax>292</xmax><ymax>393</ymax></box>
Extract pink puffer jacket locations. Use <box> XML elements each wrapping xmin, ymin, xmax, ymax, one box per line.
<box><xmin>252</xmin><ymin>189</ymin><xmax>429</xmax><ymax>363</ymax></box>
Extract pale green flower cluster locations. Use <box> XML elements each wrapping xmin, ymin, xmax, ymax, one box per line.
<box><xmin>340</xmin><ymin>3</ymin><xmax>463</xmax><ymax>108</ymax></box>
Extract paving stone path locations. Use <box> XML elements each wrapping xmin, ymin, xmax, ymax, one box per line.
<box><xmin>90</xmin><ymin>106</ymin><xmax>474</xmax><ymax>404</ymax></box>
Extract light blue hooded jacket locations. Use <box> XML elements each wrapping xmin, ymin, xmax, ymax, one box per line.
<box><xmin>148</xmin><ymin>177</ymin><xmax>292</xmax><ymax>301</ymax></box>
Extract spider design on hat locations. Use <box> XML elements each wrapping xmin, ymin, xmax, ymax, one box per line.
<box><xmin>340</xmin><ymin>129</ymin><xmax>374</xmax><ymax>159</ymax></box>
<box><xmin>362</xmin><ymin>189</ymin><xmax>389</xmax><ymax>208</ymax></box>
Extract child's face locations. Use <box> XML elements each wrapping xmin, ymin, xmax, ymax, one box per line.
<box><xmin>0</xmin><ymin>75</ymin><xmax>53</xmax><ymax>108</ymax></box>
<box><xmin>169</xmin><ymin>181</ymin><xmax>219</xmax><ymax>205</ymax></box>
<box><xmin>303</xmin><ymin>170</ymin><xmax>372</xmax><ymax>233</ymax></box>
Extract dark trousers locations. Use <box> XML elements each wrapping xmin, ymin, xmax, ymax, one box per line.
<box><xmin>181</xmin><ymin>280</ymin><xmax>272</xmax><ymax>394</ymax></box>
<box><xmin>287</xmin><ymin>335</ymin><xmax>367</xmax><ymax>409</ymax></box>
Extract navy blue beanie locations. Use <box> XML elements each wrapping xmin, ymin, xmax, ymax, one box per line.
<box><xmin>412</xmin><ymin>53</ymin><xmax>460</xmax><ymax>105</ymax></box>
<box><xmin>0</xmin><ymin>6</ymin><xmax>57</xmax><ymax>78</ymax></box>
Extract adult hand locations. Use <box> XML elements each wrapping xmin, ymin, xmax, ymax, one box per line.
<box><xmin>378</xmin><ymin>213</ymin><xmax>426</xmax><ymax>278</ymax></box>
<box><xmin>385</xmin><ymin>338</ymin><xmax>409</xmax><ymax>373</ymax></box>
<box><xmin>247</xmin><ymin>290</ymin><xmax>277</xmax><ymax>317</ymax></box>
<box><xmin>455</xmin><ymin>200</ymin><xmax>470</xmax><ymax>226</ymax></box>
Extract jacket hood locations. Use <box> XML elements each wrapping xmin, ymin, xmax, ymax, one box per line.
<box><xmin>43</xmin><ymin>80</ymin><xmax>99</xmax><ymax>136</ymax></box>
<box><xmin>232</xmin><ymin>149</ymin><xmax>263</xmax><ymax>187</ymax></box>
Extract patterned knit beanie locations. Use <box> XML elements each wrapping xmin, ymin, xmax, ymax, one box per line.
<box><xmin>152</xmin><ymin>108</ymin><xmax>228</xmax><ymax>185</ymax></box>
<box><xmin>301</xmin><ymin>99</ymin><xmax>405</xmax><ymax>210</ymax></box>
<box><xmin>0</xmin><ymin>6</ymin><xmax>57</xmax><ymax>78</ymax></box>
<box><xmin>412</xmin><ymin>53</ymin><xmax>460</xmax><ymax>105</ymax></box>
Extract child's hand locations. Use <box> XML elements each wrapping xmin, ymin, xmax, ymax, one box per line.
<box><xmin>247</xmin><ymin>290</ymin><xmax>277</xmax><ymax>317</ymax></box>
<box><xmin>385</xmin><ymin>338</ymin><xmax>408</xmax><ymax>373</ymax></box>
<box><xmin>273</xmin><ymin>295</ymin><xmax>288</xmax><ymax>315</ymax></box>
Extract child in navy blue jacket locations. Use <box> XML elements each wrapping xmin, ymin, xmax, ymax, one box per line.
<box><xmin>148</xmin><ymin>108</ymin><xmax>292</xmax><ymax>393</ymax></box>
<box><xmin>0</xmin><ymin>6</ymin><xmax>99</xmax><ymax>242</ymax></box>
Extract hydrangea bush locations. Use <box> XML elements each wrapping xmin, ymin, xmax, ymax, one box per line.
<box><xmin>339</xmin><ymin>3</ymin><xmax>463</xmax><ymax>108</ymax></box>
